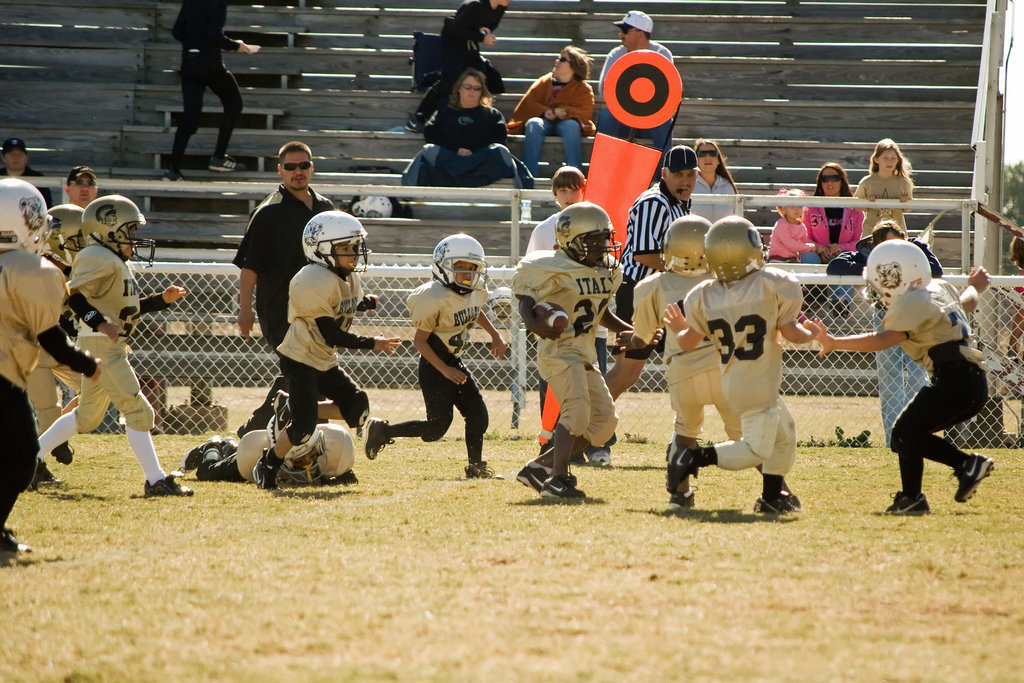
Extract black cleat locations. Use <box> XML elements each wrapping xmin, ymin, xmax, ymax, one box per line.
<box><xmin>540</xmin><ymin>473</ymin><xmax>586</xmax><ymax>499</ymax></box>
<box><xmin>145</xmin><ymin>475</ymin><xmax>194</xmax><ymax>497</ymax></box>
<box><xmin>754</xmin><ymin>496</ymin><xmax>797</xmax><ymax>514</ymax></box>
<box><xmin>363</xmin><ymin>418</ymin><xmax>393</xmax><ymax>460</ymax></box>
<box><xmin>29</xmin><ymin>460</ymin><xmax>60</xmax><ymax>490</ymax></box>
<box><xmin>515</xmin><ymin>461</ymin><xmax>550</xmax><ymax>492</ymax></box>
<box><xmin>780</xmin><ymin>479</ymin><xmax>801</xmax><ymax>511</ymax></box>
<box><xmin>666</xmin><ymin>443</ymin><xmax>700</xmax><ymax>493</ymax></box>
<box><xmin>954</xmin><ymin>454</ymin><xmax>993</xmax><ymax>503</ymax></box>
<box><xmin>465</xmin><ymin>461</ymin><xmax>503</xmax><ymax>479</ymax></box>
<box><xmin>52</xmin><ymin>441</ymin><xmax>74</xmax><ymax>465</ymax></box>
<box><xmin>179</xmin><ymin>446</ymin><xmax>205</xmax><ymax>472</ymax></box>
<box><xmin>252</xmin><ymin>453</ymin><xmax>280</xmax><ymax>490</ymax></box>
<box><xmin>668</xmin><ymin>489</ymin><xmax>695</xmax><ymax>510</ymax></box>
<box><xmin>1</xmin><ymin>528</ymin><xmax>32</xmax><ymax>554</ymax></box>
<box><xmin>331</xmin><ymin>469</ymin><xmax>359</xmax><ymax>486</ymax></box>
<box><xmin>267</xmin><ymin>390</ymin><xmax>292</xmax><ymax>442</ymax></box>
<box><xmin>885</xmin><ymin>491</ymin><xmax>931</xmax><ymax>515</ymax></box>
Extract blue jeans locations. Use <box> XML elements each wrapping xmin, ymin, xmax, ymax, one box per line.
<box><xmin>874</xmin><ymin>307</ymin><xmax>929</xmax><ymax>447</ymax></box>
<box><xmin>523</xmin><ymin>117</ymin><xmax>583</xmax><ymax>176</ymax></box>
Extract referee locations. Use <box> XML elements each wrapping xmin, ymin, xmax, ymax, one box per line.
<box><xmin>607</xmin><ymin>145</ymin><xmax>698</xmax><ymax>396</ymax></box>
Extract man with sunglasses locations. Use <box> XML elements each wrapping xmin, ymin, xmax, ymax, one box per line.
<box><xmin>233</xmin><ymin>141</ymin><xmax>335</xmax><ymax>437</ymax></box>
<box><xmin>64</xmin><ymin>166</ymin><xmax>100</xmax><ymax>209</ymax></box>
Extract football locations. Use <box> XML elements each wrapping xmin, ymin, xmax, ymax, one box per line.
<box><xmin>533</xmin><ymin>302</ymin><xmax>569</xmax><ymax>331</ymax></box>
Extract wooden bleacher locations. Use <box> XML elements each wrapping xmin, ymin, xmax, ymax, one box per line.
<box><xmin>0</xmin><ymin>0</ymin><xmax>986</xmax><ymax>267</ymax></box>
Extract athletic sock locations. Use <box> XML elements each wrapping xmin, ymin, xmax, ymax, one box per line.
<box><xmin>762</xmin><ymin>473</ymin><xmax>784</xmax><ymax>500</ymax></box>
<box><xmin>37</xmin><ymin>410</ymin><xmax>80</xmax><ymax>460</ymax></box>
<box><xmin>126</xmin><ymin>427</ymin><xmax>166</xmax><ymax>484</ymax></box>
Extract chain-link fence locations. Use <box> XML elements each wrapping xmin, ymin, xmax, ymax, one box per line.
<box><xmin>128</xmin><ymin>263</ymin><xmax>1023</xmax><ymax>448</ymax></box>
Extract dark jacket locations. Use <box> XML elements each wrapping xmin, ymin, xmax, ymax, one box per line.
<box><xmin>826</xmin><ymin>236</ymin><xmax>943</xmax><ymax>277</ymax></box>
<box><xmin>424</xmin><ymin>104</ymin><xmax>507</xmax><ymax>152</ymax></box>
<box><xmin>172</xmin><ymin>0</ymin><xmax>240</xmax><ymax>53</ymax></box>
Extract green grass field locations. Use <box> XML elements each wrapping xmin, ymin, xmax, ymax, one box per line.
<box><xmin>3</xmin><ymin>434</ymin><xmax>1022</xmax><ymax>681</ymax></box>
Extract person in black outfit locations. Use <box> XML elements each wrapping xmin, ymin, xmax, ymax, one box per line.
<box><xmin>0</xmin><ymin>138</ymin><xmax>53</xmax><ymax>207</ymax></box>
<box><xmin>166</xmin><ymin>0</ymin><xmax>260</xmax><ymax>181</ymax></box>
<box><xmin>233</xmin><ymin>141</ymin><xmax>335</xmax><ymax>436</ymax></box>
<box><xmin>406</xmin><ymin>0</ymin><xmax>510</xmax><ymax>132</ymax></box>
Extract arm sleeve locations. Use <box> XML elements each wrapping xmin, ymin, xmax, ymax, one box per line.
<box><xmin>139</xmin><ymin>294</ymin><xmax>171</xmax><ymax>314</ymax></box>
<box><xmin>67</xmin><ymin>292</ymin><xmax>107</xmax><ymax>331</ymax></box>
<box><xmin>489</xmin><ymin>108</ymin><xmax>508</xmax><ymax>144</ymax></box>
<box><xmin>449</xmin><ymin>2</ymin><xmax>486</xmax><ymax>43</ymax></box>
<box><xmin>315</xmin><ymin>316</ymin><xmax>376</xmax><ymax>350</ymax></box>
<box><xmin>37</xmin><ymin>326</ymin><xmax>97</xmax><ymax>376</ymax></box>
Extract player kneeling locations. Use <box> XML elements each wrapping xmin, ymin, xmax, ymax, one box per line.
<box><xmin>663</xmin><ymin>216</ymin><xmax>817</xmax><ymax>514</ymax></box>
<box><xmin>808</xmin><ymin>240</ymin><xmax>993</xmax><ymax>514</ymax></box>
<box><xmin>513</xmin><ymin>202</ymin><xmax>631</xmax><ymax>499</ymax></box>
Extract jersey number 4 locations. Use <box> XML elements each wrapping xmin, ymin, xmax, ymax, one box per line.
<box><xmin>707</xmin><ymin>314</ymin><xmax>767</xmax><ymax>363</ymax></box>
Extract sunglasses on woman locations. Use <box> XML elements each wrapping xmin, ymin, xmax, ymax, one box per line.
<box><xmin>281</xmin><ymin>160</ymin><xmax>312</xmax><ymax>171</ymax></box>
<box><xmin>696</xmin><ymin>149</ymin><xmax>719</xmax><ymax>158</ymax></box>
<box><xmin>820</xmin><ymin>174</ymin><xmax>842</xmax><ymax>183</ymax></box>
<box><xmin>461</xmin><ymin>84</ymin><xmax>483</xmax><ymax>91</ymax></box>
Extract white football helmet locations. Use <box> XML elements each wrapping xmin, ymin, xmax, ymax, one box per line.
<box><xmin>662</xmin><ymin>214</ymin><xmax>712</xmax><ymax>275</ymax></box>
<box><xmin>704</xmin><ymin>216</ymin><xmax>765</xmax><ymax>282</ymax></box>
<box><xmin>302</xmin><ymin>210</ymin><xmax>370</xmax><ymax>274</ymax></box>
<box><xmin>279</xmin><ymin>423</ymin><xmax>355</xmax><ymax>486</ymax></box>
<box><xmin>82</xmin><ymin>195</ymin><xmax>154</xmax><ymax>264</ymax></box>
<box><xmin>554</xmin><ymin>201</ymin><xmax>620</xmax><ymax>270</ymax></box>
<box><xmin>45</xmin><ymin>204</ymin><xmax>85</xmax><ymax>268</ymax></box>
<box><xmin>350</xmin><ymin>195</ymin><xmax>393</xmax><ymax>218</ymax></box>
<box><xmin>864</xmin><ymin>239</ymin><xmax>931</xmax><ymax>309</ymax></box>
<box><xmin>433</xmin><ymin>233</ymin><xmax>488</xmax><ymax>294</ymax></box>
<box><xmin>0</xmin><ymin>178</ymin><xmax>49</xmax><ymax>255</ymax></box>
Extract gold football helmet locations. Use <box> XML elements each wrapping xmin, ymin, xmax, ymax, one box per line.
<box><xmin>279</xmin><ymin>423</ymin><xmax>356</xmax><ymax>486</ymax></box>
<box><xmin>662</xmin><ymin>214</ymin><xmax>712</xmax><ymax>275</ymax></box>
<box><xmin>45</xmin><ymin>203</ymin><xmax>85</xmax><ymax>268</ymax></box>
<box><xmin>554</xmin><ymin>201</ymin><xmax>620</xmax><ymax>270</ymax></box>
<box><xmin>82</xmin><ymin>195</ymin><xmax>154</xmax><ymax>264</ymax></box>
<box><xmin>704</xmin><ymin>216</ymin><xmax>765</xmax><ymax>282</ymax></box>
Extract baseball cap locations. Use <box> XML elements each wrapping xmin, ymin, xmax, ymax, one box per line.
<box><xmin>614</xmin><ymin>10</ymin><xmax>654</xmax><ymax>34</ymax></box>
<box><xmin>2</xmin><ymin>138</ymin><xmax>27</xmax><ymax>154</ymax></box>
<box><xmin>665</xmin><ymin>145</ymin><xmax>698</xmax><ymax>172</ymax></box>
<box><xmin>67</xmin><ymin>165</ymin><xmax>98</xmax><ymax>185</ymax></box>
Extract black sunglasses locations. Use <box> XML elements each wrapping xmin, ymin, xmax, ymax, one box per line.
<box><xmin>820</xmin><ymin>174</ymin><xmax>842</xmax><ymax>182</ymax></box>
<box><xmin>69</xmin><ymin>179</ymin><xmax>97</xmax><ymax>187</ymax></box>
<box><xmin>281</xmin><ymin>160</ymin><xmax>312</xmax><ymax>171</ymax></box>
<box><xmin>696</xmin><ymin>149</ymin><xmax>719</xmax><ymax>158</ymax></box>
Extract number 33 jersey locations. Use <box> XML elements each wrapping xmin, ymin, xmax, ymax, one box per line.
<box><xmin>407</xmin><ymin>280</ymin><xmax>486</xmax><ymax>359</ymax></box>
<box><xmin>683</xmin><ymin>267</ymin><xmax>802</xmax><ymax>414</ymax></box>
<box><xmin>67</xmin><ymin>245</ymin><xmax>141</xmax><ymax>340</ymax></box>
<box><xmin>513</xmin><ymin>249</ymin><xmax>622</xmax><ymax>379</ymax></box>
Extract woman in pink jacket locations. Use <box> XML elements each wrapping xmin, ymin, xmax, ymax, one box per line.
<box><xmin>804</xmin><ymin>162</ymin><xmax>865</xmax><ymax>316</ymax></box>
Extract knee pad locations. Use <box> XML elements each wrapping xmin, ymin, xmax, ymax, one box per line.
<box><xmin>119</xmin><ymin>393</ymin><xmax>155</xmax><ymax>432</ymax></box>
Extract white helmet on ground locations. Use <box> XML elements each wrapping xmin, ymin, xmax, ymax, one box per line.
<box><xmin>0</xmin><ymin>178</ymin><xmax>49</xmax><ymax>255</ymax></box>
<box><xmin>302</xmin><ymin>210</ymin><xmax>370</xmax><ymax>275</ymax></box>
<box><xmin>350</xmin><ymin>195</ymin><xmax>393</xmax><ymax>218</ymax></box>
<box><xmin>432</xmin><ymin>233</ymin><xmax>488</xmax><ymax>294</ymax></box>
<box><xmin>864</xmin><ymin>239</ymin><xmax>931</xmax><ymax>309</ymax></box>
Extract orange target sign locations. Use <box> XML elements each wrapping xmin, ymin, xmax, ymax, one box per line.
<box><xmin>602</xmin><ymin>49</ymin><xmax>682</xmax><ymax>130</ymax></box>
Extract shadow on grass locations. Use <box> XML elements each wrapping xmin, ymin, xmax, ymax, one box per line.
<box><xmin>34</xmin><ymin>489</ymin><xmax>110</xmax><ymax>502</ymax></box>
<box><xmin>638</xmin><ymin>507</ymin><xmax>801</xmax><ymax>524</ymax></box>
<box><xmin>270</xmin><ymin>487</ymin><xmax>361</xmax><ymax>500</ymax></box>
<box><xmin>604</xmin><ymin>464</ymin><xmax>665</xmax><ymax>472</ymax></box>
<box><xmin>511</xmin><ymin>496</ymin><xmax>608</xmax><ymax>506</ymax></box>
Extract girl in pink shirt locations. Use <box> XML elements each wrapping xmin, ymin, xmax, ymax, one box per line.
<box><xmin>767</xmin><ymin>189</ymin><xmax>825</xmax><ymax>263</ymax></box>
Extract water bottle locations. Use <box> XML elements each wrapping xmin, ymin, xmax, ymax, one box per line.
<box><xmin>520</xmin><ymin>199</ymin><xmax>532</xmax><ymax>223</ymax></box>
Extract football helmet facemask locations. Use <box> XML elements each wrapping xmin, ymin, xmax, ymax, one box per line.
<box><xmin>864</xmin><ymin>239</ymin><xmax>931</xmax><ymax>309</ymax></box>
<box><xmin>554</xmin><ymin>201</ymin><xmax>620</xmax><ymax>270</ymax></box>
<box><xmin>45</xmin><ymin>204</ymin><xmax>86</xmax><ymax>268</ymax></box>
<box><xmin>0</xmin><ymin>178</ymin><xmax>49</xmax><ymax>255</ymax></box>
<box><xmin>82</xmin><ymin>195</ymin><xmax>154</xmax><ymax>264</ymax></box>
<box><xmin>279</xmin><ymin>423</ymin><xmax>356</xmax><ymax>486</ymax></box>
<box><xmin>662</xmin><ymin>214</ymin><xmax>713</xmax><ymax>275</ymax></box>
<box><xmin>302</xmin><ymin>210</ymin><xmax>370</xmax><ymax>275</ymax></box>
<box><xmin>433</xmin><ymin>233</ymin><xmax>488</xmax><ymax>294</ymax></box>
<box><xmin>704</xmin><ymin>216</ymin><xmax>765</xmax><ymax>282</ymax></box>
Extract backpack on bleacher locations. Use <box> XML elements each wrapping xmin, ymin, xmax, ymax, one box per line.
<box><xmin>410</xmin><ymin>32</ymin><xmax>442</xmax><ymax>92</ymax></box>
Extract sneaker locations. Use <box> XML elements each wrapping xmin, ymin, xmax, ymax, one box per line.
<box><xmin>52</xmin><ymin>441</ymin><xmax>74</xmax><ymax>465</ymax></box>
<box><xmin>29</xmin><ymin>459</ymin><xmax>60</xmax><ymax>490</ymax></box>
<box><xmin>404</xmin><ymin>112</ymin><xmax>425</xmax><ymax>133</ymax></box>
<box><xmin>885</xmin><ymin>491</ymin><xmax>931</xmax><ymax>515</ymax></box>
<box><xmin>465</xmin><ymin>461</ymin><xmax>503</xmax><ymax>479</ymax></box>
<box><xmin>754</xmin><ymin>496</ymin><xmax>796</xmax><ymax>514</ymax></box>
<box><xmin>954</xmin><ymin>454</ymin><xmax>994</xmax><ymax>503</ymax></box>
<box><xmin>569</xmin><ymin>450</ymin><xmax>587</xmax><ymax>465</ymax></box>
<box><xmin>668</xmin><ymin>489</ymin><xmax>695</xmax><ymax>510</ymax></box>
<box><xmin>364</xmin><ymin>418</ymin><xmax>393</xmax><ymax>460</ymax></box>
<box><xmin>780</xmin><ymin>479</ymin><xmax>801</xmax><ymax>511</ymax></box>
<box><xmin>267</xmin><ymin>390</ymin><xmax>291</xmax><ymax>443</ymax></box>
<box><xmin>537</xmin><ymin>440</ymin><xmax>554</xmax><ymax>459</ymax></box>
<box><xmin>179</xmin><ymin>445</ymin><xmax>204</xmax><ymax>472</ymax></box>
<box><xmin>252</xmin><ymin>453</ymin><xmax>279</xmax><ymax>490</ymax></box>
<box><xmin>540</xmin><ymin>473</ymin><xmax>586</xmax><ymax>499</ymax></box>
<box><xmin>587</xmin><ymin>447</ymin><xmax>611</xmax><ymax>465</ymax></box>
<box><xmin>144</xmin><ymin>475</ymin><xmax>194</xmax><ymax>497</ymax></box>
<box><xmin>208</xmin><ymin>155</ymin><xmax>245</xmax><ymax>172</ymax></box>
<box><xmin>515</xmin><ymin>461</ymin><xmax>551</xmax><ymax>492</ymax></box>
<box><xmin>666</xmin><ymin>444</ymin><xmax>700</xmax><ymax>494</ymax></box>
<box><xmin>162</xmin><ymin>169</ymin><xmax>185</xmax><ymax>181</ymax></box>
<box><xmin>0</xmin><ymin>528</ymin><xmax>32</xmax><ymax>554</ymax></box>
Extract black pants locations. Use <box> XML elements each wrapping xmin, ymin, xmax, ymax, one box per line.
<box><xmin>197</xmin><ymin>452</ymin><xmax>246</xmax><ymax>482</ymax></box>
<box><xmin>0</xmin><ymin>378</ymin><xmax>39</xmax><ymax>530</ymax></box>
<box><xmin>170</xmin><ymin>50</ymin><xmax>243</xmax><ymax>171</ymax></box>
<box><xmin>890</xmin><ymin>359</ymin><xmax>987</xmax><ymax>496</ymax></box>
<box><xmin>280</xmin><ymin>355</ymin><xmax>369</xmax><ymax>445</ymax></box>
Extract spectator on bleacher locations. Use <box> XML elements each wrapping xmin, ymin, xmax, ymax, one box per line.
<box><xmin>596</xmin><ymin>11</ymin><xmax>676</xmax><ymax>158</ymax></box>
<box><xmin>1008</xmin><ymin>236</ymin><xmax>1024</xmax><ymax>360</ymax></box>
<box><xmin>854</xmin><ymin>138</ymin><xmax>913</xmax><ymax>236</ymax></box>
<box><xmin>402</xmin><ymin>68</ymin><xmax>533</xmax><ymax>189</ymax></box>
<box><xmin>165</xmin><ymin>0</ymin><xmax>260</xmax><ymax>181</ymax></box>
<box><xmin>805</xmin><ymin>162</ymin><xmax>864</xmax><ymax>316</ymax></box>
<box><xmin>0</xmin><ymin>138</ymin><xmax>53</xmax><ymax>207</ymax></box>
<box><xmin>767</xmin><ymin>189</ymin><xmax>824</xmax><ymax>263</ymax></box>
<box><xmin>689</xmin><ymin>139</ymin><xmax>737</xmax><ymax>223</ymax></box>
<box><xmin>506</xmin><ymin>47</ymin><xmax>595</xmax><ymax>178</ymax></box>
<box><xmin>405</xmin><ymin>0</ymin><xmax>510</xmax><ymax>134</ymax></box>
<box><xmin>233</xmin><ymin>141</ymin><xmax>335</xmax><ymax>437</ymax></box>
<box><xmin>64</xmin><ymin>166</ymin><xmax>99</xmax><ymax>209</ymax></box>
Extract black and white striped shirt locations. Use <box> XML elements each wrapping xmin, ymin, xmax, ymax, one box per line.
<box><xmin>621</xmin><ymin>181</ymin><xmax>690</xmax><ymax>283</ymax></box>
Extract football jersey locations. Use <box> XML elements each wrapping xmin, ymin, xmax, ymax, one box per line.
<box><xmin>683</xmin><ymin>267</ymin><xmax>802</xmax><ymax>414</ymax></box>
<box><xmin>0</xmin><ymin>250</ymin><xmax>68</xmax><ymax>389</ymax></box>
<box><xmin>883</xmin><ymin>279</ymin><xmax>984</xmax><ymax>373</ymax></box>
<box><xmin>632</xmin><ymin>270</ymin><xmax>719</xmax><ymax>384</ymax></box>
<box><xmin>67</xmin><ymin>245</ymin><xmax>141</xmax><ymax>339</ymax></box>
<box><xmin>278</xmin><ymin>264</ymin><xmax>363</xmax><ymax>371</ymax></box>
<box><xmin>407</xmin><ymin>280</ymin><xmax>488</xmax><ymax>358</ymax></box>
<box><xmin>513</xmin><ymin>249</ymin><xmax>622</xmax><ymax>378</ymax></box>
